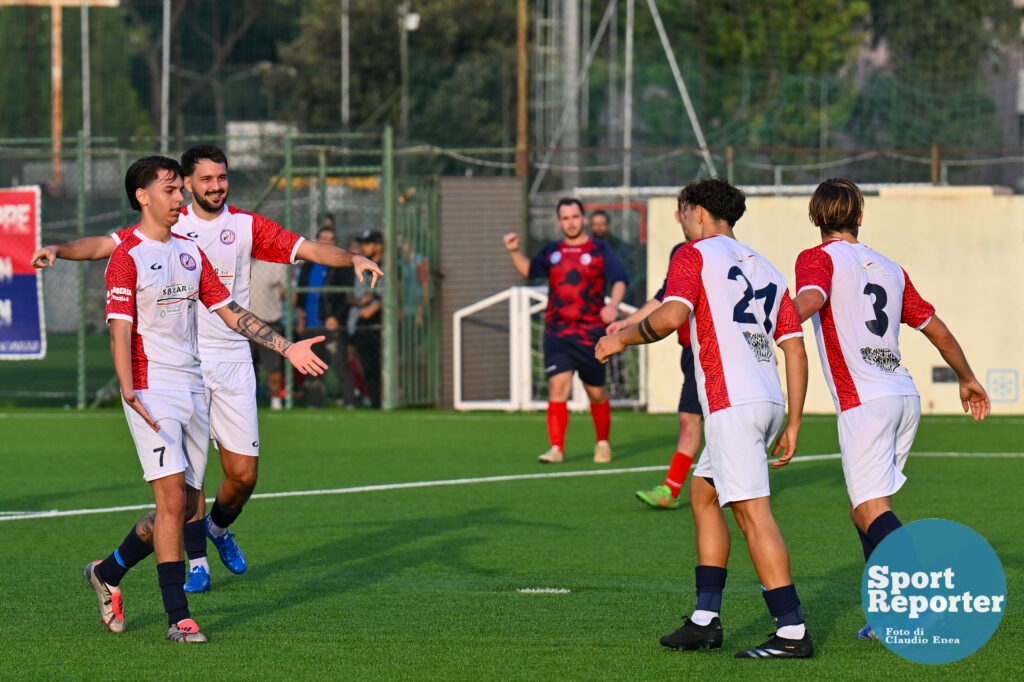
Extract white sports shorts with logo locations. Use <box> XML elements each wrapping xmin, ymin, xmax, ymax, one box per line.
<box><xmin>202</xmin><ymin>360</ymin><xmax>261</xmax><ymax>457</ymax></box>
<box><xmin>122</xmin><ymin>389</ymin><xmax>210</xmax><ymax>488</ymax></box>
<box><xmin>693</xmin><ymin>401</ymin><xmax>785</xmax><ymax>507</ymax></box>
<box><xmin>838</xmin><ymin>394</ymin><xmax>921</xmax><ymax>509</ymax></box>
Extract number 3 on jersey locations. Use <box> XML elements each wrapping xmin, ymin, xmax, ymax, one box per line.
<box><xmin>728</xmin><ymin>266</ymin><xmax>776</xmax><ymax>334</ymax></box>
<box><xmin>863</xmin><ymin>283</ymin><xmax>889</xmax><ymax>337</ymax></box>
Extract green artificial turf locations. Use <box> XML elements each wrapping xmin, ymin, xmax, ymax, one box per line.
<box><xmin>0</xmin><ymin>409</ymin><xmax>1019</xmax><ymax>680</ymax></box>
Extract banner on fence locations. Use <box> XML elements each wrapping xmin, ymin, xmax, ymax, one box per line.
<box><xmin>0</xmin><ymin>186</ymin><xmax>45</xmax><ymax>359</ymax></box>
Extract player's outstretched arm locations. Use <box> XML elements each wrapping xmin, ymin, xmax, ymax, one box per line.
<box><xmin>606</xmin><ymin>298</ymin><xmax>659</xmax><ymax>334</ymax></box>
<box><xmin>109</xmin><ymin>319</ymin><xmax>159</xmax><ymax>432</ymax></box>
<box><xmin>31</xmin><ymin>235</ymin><xmax>117</xmax><ymax>268</ymax></box>
<box><xmin>920</xmin><ymin>315</ymin><xmax>991</xmax><ymax>421</ymax></box>
<box><xmin>502</xmin><ymin>233</ymin><xmax>531</xmax><ymax>277</ymax></box>
<box><xmin>595</xmin><ymin>299</ymin><xmax>688</xmax><ymax>363</ymax></box>
<box><xmin>771</xmin><ymin>335</ymin><xmax>808</xmax><ymax>468</ymax></box>
<box><xmin>215</xmin><ymin>301</ymin><xmax>328</xmax><ymax>376</ymax></box>
<box><xmin>295</xmin><ymin>239</ymin><xmax>383</xmax><ymax>287</ymax></box>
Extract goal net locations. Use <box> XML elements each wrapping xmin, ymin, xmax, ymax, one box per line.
<box><xmin>453</xmin><ymin>286</ymin><xmax>646</xmax><ymax>411</ymax></box>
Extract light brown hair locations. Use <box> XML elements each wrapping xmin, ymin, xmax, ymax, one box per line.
<box><xmin>809</xmin><ymin>178</ymin><xmax>863</xmax><ymax>234</ymax></box>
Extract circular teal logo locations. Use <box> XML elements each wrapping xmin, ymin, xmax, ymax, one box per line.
<box><xmin>862</xmin><ymin>519</ymin><xmax>1006</xmax><ymax>664</ymax></box>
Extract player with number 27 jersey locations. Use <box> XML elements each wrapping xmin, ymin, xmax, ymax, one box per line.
<box><xmin>795</xmin><ymin>240</ymin><xmax>934</xmax><ymax>413</ymax></box>
<box><xmin>664</xmin><ymin>234</ymin><xmax>803</xmax><ymax>417</ymax></box>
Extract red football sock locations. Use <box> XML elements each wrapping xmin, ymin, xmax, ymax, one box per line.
<box><xmin>590</xmin><ymin>399</ymin><xmax>611</xmax><ymax>442</ymax></box>
<box><xmin>547</xmin><ymin>401</ymin><xmax>568</xmax><ymax>451</ymax></box>
<box><xmin>664</xmin><ymin>451</ymin><xmax>694</xmax><ymax>497</ymax></box>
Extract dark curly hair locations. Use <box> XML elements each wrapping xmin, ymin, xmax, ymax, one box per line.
<box><xmin>676</xmin><ymin>178</ymin><xmax>746</xmax><ymax>227</ymax></box>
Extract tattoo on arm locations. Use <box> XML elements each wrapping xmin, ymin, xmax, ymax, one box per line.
<box><xmin>637</xmin><ymin>316</ymin><xmax>667</xmax><ymax>344</ymax></box>
<box><xmin>226</xmin><ymin>302</ymin><xmax>293</xmax><ymax>354</ymax></box>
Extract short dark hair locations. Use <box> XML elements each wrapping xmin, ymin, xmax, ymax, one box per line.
<box><xmin>591</xmin><ymin>209</ymin><xmax>610</xmax><ymax>223</ymax></box>
<box><xmin>677</xmin><ymin>178</ymin><xmax>746</xmax><ymax>227</ymax></box>
<box><xmin>316</xmin><ymin>226</ymin><xmax>336</xmax><ymax>239</ymax></box>
<box><xmin>555</xmin><ymin>197</ymin><xmax>584</xmax><ymax>216</ymax></box>
<box><xmin>180</xmin><ymin>144</ymin><xmax>228</xmax><ymax>176</ymax></box>
<box><xmin>125</xmin><ymin>156</ymin><xmax>184</xmax><ymax>211</ymax></box>
<box><xmin>809</xmin><ymin>178</ymin><xmax>863</xmax><ymax>234</ymax></box>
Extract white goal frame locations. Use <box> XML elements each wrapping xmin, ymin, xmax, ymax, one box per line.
<box><xmin>453</xmin><ymin>286</ymin><xmax>645</xmax><ymax>411</ymax></box>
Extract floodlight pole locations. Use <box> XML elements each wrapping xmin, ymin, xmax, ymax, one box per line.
<box><xmin>0</xmin><ymin>0</ymin><xmax>120</xmax><ymax>186</ymax></box>
<box><xmin>341</xmin><ymin>0</ymin><xmax>350</xmax><ymax>128</ymax></box>
<box><xmin>159</xmin><ymin>0</ymin><xmax>170</xmax><ymax>153</ymax></box>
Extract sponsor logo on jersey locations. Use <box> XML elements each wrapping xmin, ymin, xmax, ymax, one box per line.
<box><xmin>150</xmin><ymin>263</ymin><xmax>163</xmax><ymax>270</ymax></box>
<box><xmin>861</xmin><ymin>347</ymin><xmax>901</xmax><ymax>373</ymax></box>
<box><xmin>580</xmin><ymin>253</ymin><xmax>592</xmax><ymax>265</ymax></box>
<box><xmin>220</xmin><ymin>229</ymin><xmax>236</xmax><ymax>245</ymax></box>
<box><xmin>158</xmin><ymin>280</ymin><xmax>197</xmax><ymax>310</ymax></box>
<box><xmin>106</xmin><ymin>287</ymin><xmax>132</xmax><ymax>304</ymax></box>
<box><xmin>179</xmin><ymin>253</ymin><xmax>197</xmax><ymax>271</ymax></box>
<box><xmin>742</xmin><ymin>331</ymin><xmax>773</xmax><ymax>362</ymax></box>
<box><xmin>213</xmin><ymin>262</ymin><xmax>235</xmax><ymax>284</ymax></box>
<box><xmin>186</xmin><ymin>231</ymin><xmax>199</xmax><ymax>239</ymax></box>
<box><xmin>550</xmin><ymin>251</ymin><xmax>562</xmax><ymax>265</ymax></box>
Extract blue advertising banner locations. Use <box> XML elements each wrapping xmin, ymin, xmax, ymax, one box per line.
<box><xmin>0</xmin><ymin>186</ymin><xmax>46</xmax><ymax>359</ymax></box>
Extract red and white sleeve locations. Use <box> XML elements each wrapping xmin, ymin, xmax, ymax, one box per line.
<box><xmin>198</xmin><ymin>248</ymin><xmax>232</xmax><ymax>311</ymax></box>
<box><xmin>104</xmin><ymin>248</ymin><xmax>137</xmax><ymax>324</ymax></box>
<box><xmin>794</xmin><ymin>247</ymin><xmax>833</xmax><ymax>302</ymax></box>
<box><xmin>663</xmin><ymin>243</ymin><xmax>702</xmax><ymax>311</ymax></box>
<box><xmin>251</xmin><ymin>214</ymin><xmax>303</xmax><ymax>264</ymax></box>
<box><xmin>774</xmin><ymin>289</ymin><xmax>804</xmax><ymax>344</ymax></box>
<box><xmin>900</xmin><ymin>268</ymin><xmax>935</xmax><ymax>330</ymax></box>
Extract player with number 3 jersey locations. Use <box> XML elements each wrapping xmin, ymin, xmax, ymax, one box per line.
<box><xmin>792</xmin><ymin>177</ymin><xmax>990</xmax><ymax>641</ymax></box>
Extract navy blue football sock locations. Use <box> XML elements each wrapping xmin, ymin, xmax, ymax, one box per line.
<box><xmin>157</xmin><ymin>561</ymin><xmax>190</xmax><ymax>626</ymax></box>
<box><xmin>763</xmin><ymin>584</ymin><xmax>804</xmax><ymax>627</ymax></box>
<box><xmin>694</xmin><ymin>565</ymin><xmax>728</xmax><ymax>613</ymax></box>
<box><xmin>98</xmin><ymin>527</ymin><xmax>153</xmax><ymax>587</ymax></box>
<box><xmin>866</xmin><ymin>511</ymin><xmax>902</xmax><ymax>549</ymax></box>
<box><xmin>857</xmin><ymin>525</ymin><xmax>875</xmax><ymax>562</ymax></box>
<box><xmin>209</xmin><ymin>500</ymin><xmax>242</xmax><ymax>530</ymax></box>
<box><xmin>184</xmin><ymin>519</ymin><xmax>207</xmax><ymax>560</ymax></box>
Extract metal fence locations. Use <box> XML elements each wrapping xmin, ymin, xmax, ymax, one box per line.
<box><xmin>0</xmin><ymin>127</ymin><xmax>444</xmax><ymax>410</ymax></box>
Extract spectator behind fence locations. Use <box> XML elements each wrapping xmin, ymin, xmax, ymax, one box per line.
<box><xmin>349</xmin><ymin>229</ymin><xmax>385</xmax><ymax>408</ymax></box>
<box><xmin>295</xmin><ymin>226</ymin><xmax>356</xmax><ymax>408</ymax></box>
<box><xmin>248</xmin><ymin>259</ymin><xmax>290</xmax><ymax>410</ymax></box>
<box><xmin>590</xmin><ymin>209</ymin><xmax>644</xmax><ymax>307</ymax></box>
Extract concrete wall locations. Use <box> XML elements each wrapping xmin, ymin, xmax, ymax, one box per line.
<box><xmin>645</xmin><ymin>187</ymin><xmax>1024</xmax><ymax>415</ymax></box>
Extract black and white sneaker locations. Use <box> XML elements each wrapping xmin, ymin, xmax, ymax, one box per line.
<box><xmin>659</xmin><ymin>617</ymin><xmax>723</xmax><ymax>650</ymax></box>
<box><xmin>734</xmin><ymin>631</ymin><xmax>814</xmax><ymax>658</ymax></box>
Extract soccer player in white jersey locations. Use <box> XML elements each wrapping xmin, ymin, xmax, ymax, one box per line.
<box><xmin>597</xmin><ymin>178</ymin><xmax>814</xmax><ymax>659</ymax></box>
<box><xmin>32</xmin><ymin>145</ymin><xmax>382</xmax><ymax>593</ymax></box>
<box><xmin>792</xmin><ymin>177</ymin><xmax>991</xmax><ymax>640</ymax></box>
<box><xmin>91</xmin><ymin>155</ymin><xmax>326</xmax><ymax>642</ymax></box>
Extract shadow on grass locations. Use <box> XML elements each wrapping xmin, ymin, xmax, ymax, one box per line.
<box><xmin>208</xmin><ymin>506</ymin><xmax>562</xmax><ymax>629</ymax></box>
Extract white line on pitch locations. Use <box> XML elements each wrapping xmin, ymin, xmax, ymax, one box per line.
<box><xmin>2</xmin><ymin>451</ymin><xmax>1021</xmax><ymax>523</ymax></box>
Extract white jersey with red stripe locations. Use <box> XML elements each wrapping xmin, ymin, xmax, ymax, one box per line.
<box><xmin>664</xmin><ymin>234</ymin><xmax>803</xmax><ymax>417</ymax></box>
<box><xmin>795</xmin><ymin>239</ymin><xmax>935</xmax><ymax>413</ymax></box>
<box><xmin>112</xmin><ymin>204</ymin><xmax>304</xmax><ymax>362</ymax></box>
<box><xmin>104</xmin><ymin>230</ymin><xmax>231</xmax><ymax>392</ymax></box>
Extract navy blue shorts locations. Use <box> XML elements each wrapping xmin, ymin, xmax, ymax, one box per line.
<box><xmin>543</xmin><ymin>334</ymin><xmax>606</xmax><ymax>387</ymax></box>
<box><xmin>678</xmin><ymin>346</ymin><xmax>701</xmax><ymax>415</ymax></box>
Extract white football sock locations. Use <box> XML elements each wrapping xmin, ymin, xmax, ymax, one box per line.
<box><xmin>691</xmin><ymin>609</ymin><xmax>718</xmax><ymax>626</ymax></box>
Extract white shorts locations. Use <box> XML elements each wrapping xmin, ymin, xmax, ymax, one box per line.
<box><xmin>202</xmin><ymin>361</ymin><xmax>260</xmax><ymax>457</ymax></box>
<box><xmin>838</xmin><ymin>395</ymin><xmax>921</xmax><ymax>509</ymax></box>
<box><xmin>122</xmin><ymin>389</ymin><xmax>210</xmax><ymax>488</ymax></box>
<box><xmin>693</xmin><ymin>401</ymin><xmax>785</xmax><ymax>507</ymax></box>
